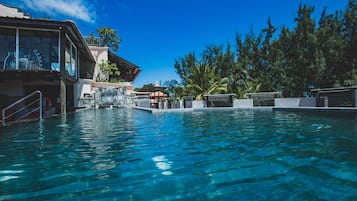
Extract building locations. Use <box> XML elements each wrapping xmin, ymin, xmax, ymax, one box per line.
<box><xmin>137</xmin><ymin>81</ymin><xmax>168</xmax><ymax>108</ymax></box>
<box><xmin>311</xmin><ymin>86</ymin><xmax>357</xmax><ymax>107</ymax></box>
<box><xmin>0</xmin><ymin>3</ymin><xmax>140</xmax><ymax>118</ymax></box>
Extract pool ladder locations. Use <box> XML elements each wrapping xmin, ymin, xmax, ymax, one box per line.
<box><xmin>1</xmin><ymin>90</ymin><xmax>42</xmax><ymax>126</ymax></box>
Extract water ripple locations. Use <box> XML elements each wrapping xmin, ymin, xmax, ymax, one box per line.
<box><xmin>0</xmin><ymin>109</ymin><xmax>356</xmax><ymax>200</ymax></box>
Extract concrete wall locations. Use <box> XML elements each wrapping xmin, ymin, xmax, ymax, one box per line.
<box><xmin>275</xmin><ymin>97</ymin><xmax>316</xmax><ymax>108</ymax></box>
<box><xmin>74</xmin><ymin>79</ymin><xmax>93</xmax><ymax>107</ymax></box>
<box><xmin>233</xmin><ymin>99</ymin><xmax>254</xmax><ymax>108</ymax></box>
<box><xmin>88</xmin><ymin>46</ymin><xmax>109</xmax><ymax>81</ymax></box>
<box><xmin>192</xmin><ymin>99</ymin><xmax>254</xmax><ymax>108</ymax></box>
<box><xmin>0</xmin><ymin>4</ymin><xmax>31</xmax><ymax>18</ymax></box>
<box><xmin>192</xmin><ymin>100</ymin><xmax>205</xmax><ymax>108</ymax></box>
<box><xmin>298</xmin><ymin>97</ymin><xmax>316</xmax><ymax>107</ymax></box>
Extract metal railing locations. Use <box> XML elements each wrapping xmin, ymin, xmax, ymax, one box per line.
<box><xmin>2</xmin><ymin>91</ymin><xmax>42</xmax><ymax>126</ymax></box>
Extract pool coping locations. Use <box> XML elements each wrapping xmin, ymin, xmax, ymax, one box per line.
<box><xmin>133</xmin><ymin>106</ymin><xmax>357</xmax><ymax>113</ymax></box>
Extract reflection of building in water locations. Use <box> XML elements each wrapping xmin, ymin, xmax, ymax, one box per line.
<box><xmin>77</xmin><ymin>109</ymin><xmax>136</xmax><ymax>172</ymax></box>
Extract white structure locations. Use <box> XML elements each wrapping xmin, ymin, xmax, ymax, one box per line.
<box><xmin>88</xmin><ymin>46</ymin><xmax>109</xmax><ymax>82</ymax></box>
<box><xmin>75</xmin><ymin>46</ymin><xmax>140</xmax><ymax>108</ymax></box>
<box><xmin>0</xmin><ymin>3</ymin><xmax>31</xmax><ymax>18</ymax></box>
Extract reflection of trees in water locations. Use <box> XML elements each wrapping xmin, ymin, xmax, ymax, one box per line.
<box><xmin>180</xmin><ymin>111</ymin><xmax>357</xmax><ymax>177</ymax></box>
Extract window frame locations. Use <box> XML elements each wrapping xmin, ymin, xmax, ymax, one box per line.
<box><xmin>0</xmin><ymin>25</ymin><xmax>60</xmax><ymax>71</ymax></box>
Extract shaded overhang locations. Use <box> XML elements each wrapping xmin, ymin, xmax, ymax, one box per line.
<box><xmin>0</xmin><ymin>70</ymin><xmax>60</xmax><ymax>81</ymax></box>
<box><xmin>108</xmin><ymin>51</ymin><xmax>141</xmax><ymax>82</ymax></box>
<box><xmin>138</xmin><ymin>86</ymin><xmax>166</xmax><ymax>92</ymax></box>
<box><xmin>311</xmin><ymin>86</ymin><xmax>357</xmax><ymax>94</ymax></box>
<box><xmin>203</xmin><ymin>94</ymin><xmax>236</xmax><ymax>101</ymax></box>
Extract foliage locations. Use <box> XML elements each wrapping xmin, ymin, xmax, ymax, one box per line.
<box><xmin>97</xmin><ymin>27</ymin><xmax>121</xmax><ymax>51</ymax></box>
<box><xmin>163</xmin><ymin>79</ymin><xmax>180</xmax><ymax>96</ymax></box>
<box><xmin>96</xmin><ymin>60</ymin><xmax>120</xmax><ymax>83</ymax></box>
<box><xmin>134</xmin><ymin>83</ymin><xmax>155</xmax><ymax>92</ymax></box>
<box><xmin>185</xmin><ymin>62</ymin><xmax>228</xmax><ymax>100</ymax></box>
<box><xmin>174</xmin><ymin>1</ymin><xmax>356</xmax><ymax>98</ymax></box>
<box><xmin>174</xmin><ymin>52</ymin><xmax>196</xmax><ymax>85</ymax></box>
<box><xmin>141</xmin><ymin>83</ymin><xmax>155</xmax><ymax>89</ymax></box>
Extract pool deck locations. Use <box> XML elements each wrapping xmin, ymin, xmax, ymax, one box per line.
<box><xmin>133</xmin><ymin>106</ymin><xmax>357</xmax><ymax>113</ymax></box>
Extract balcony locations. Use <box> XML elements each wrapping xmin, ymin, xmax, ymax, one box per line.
<box><xmin>84</xmin><ymin>36</ymin><xmax>106</xmax><ymax>47</ymax></box>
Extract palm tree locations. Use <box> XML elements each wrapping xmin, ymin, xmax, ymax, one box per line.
<box><xmin>97</xmin><ymin>27</ymin><xmax>121</xmax><ymax>51</ymax></box>
<box><xmin>185</xmin><ymin>62</ymin><xmax>228</xmax><ymax>100</ymax></box>
<box><xmin>234</xmin><ymin>80</ymin><xmax>262</xmax><ymax>98</ymax></box>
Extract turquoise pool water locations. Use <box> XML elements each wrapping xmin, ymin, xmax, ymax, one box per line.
<box><xmin>0</xmin><ymin>109</ymin><xmax>356</xmax><ymax>200</ymax></box>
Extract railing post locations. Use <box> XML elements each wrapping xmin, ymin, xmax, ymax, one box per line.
<box><xmin>1</xmin><ymin>90</ymin><xmax>43</xmax><ymax>125</ymax></box>
<box><xmin>39</xmin><ymin>91</ymin><xmax>43</xmax><ymax>120</ymax></box>
<box><xmin>2</xmin><ymin>109</ymin><xmax>5</xmax><ymax>126</ymax></box>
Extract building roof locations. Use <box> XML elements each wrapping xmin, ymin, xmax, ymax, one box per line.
<box><xmin>203</xmin><ymin>94</ymin><xmax>236</xmax><ymax>97</ymax></box>
<box><xmin>0</xmin><ymin>16</ymin><xmax>95</xmax><ymax>64</ymax></box>
<box><xmin>310</xmin><ymin>86</ymin><xmax>357</xmax><ymax>93</ymax></box>
<box><xmin>108</xmin><ymin>51</ymin><xmax>141</xmax><ymax>82</ymax></box>
<box><xmin>138</xmin><ymin>86</ymin><xmax>166</xmax><ymax>92</ymax></box>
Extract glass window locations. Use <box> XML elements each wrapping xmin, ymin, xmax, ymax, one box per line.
<box><xmin>0</xmin><ymin>28</ymin><xmax>16</xmax><ymax>70</ymax></box>
<box><xmin>71</xmin><ymin>44</ymin><xmax>77</xmax><ymax>77</ymax></box>
<box><xmin>19</xmin><ymin>29</ymin><xmax>59</xmax><ymax>70</ymax></box>
<box><xmin>65</xmin><ymin>36</ymin><xmax>77</xmax><ymax>78</ymax></box>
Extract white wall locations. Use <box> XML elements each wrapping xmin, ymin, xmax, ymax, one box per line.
<box><xmin>0</xmin><ymin>4</ymin><xmax>31</xmax><ymax>18</ymax></box>
<box><xmin>274</xmin><ymin>98</ymin><xmax>300</xmax><ymax>108</ymax></box>
<box><xmin>274</xmin><ymin>97</ymin><xmax>316</xmax><ymax>108</ymax></box>
<box><xmin>88</xmin><ymin>46</ymin><xmax>109</xmax><ymax>81</ymax></box>
<box><xmin>192</xmin><ymin>100</ymin><xmax>205</xmax><ymax>108</ymax></box>
<box><xmin>233</xmin><ymin>99</ymin><xmax>253</xmax><ymax>108</ymax></box>
<box><xmin>74</xmin><ymin>79</ymin><xmax>93</xmax><ymax>107</ymax></box>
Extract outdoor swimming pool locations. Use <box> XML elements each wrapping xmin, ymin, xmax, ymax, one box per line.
<box><xmin>0</xmin><ymin>109</ymin><xmax>356</xmax><ymax>200</ymax></box>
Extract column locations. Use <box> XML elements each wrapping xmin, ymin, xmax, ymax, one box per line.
<box><xmin>60</xmin><ymin>28</ymin><xmax>67</xmax><ymax>114</ymax></box>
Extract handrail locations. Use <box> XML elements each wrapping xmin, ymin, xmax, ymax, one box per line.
<box><xmin>2</xmin><ymin>90</ymin><xmax>42</xmax><ymax>126</ymax></box>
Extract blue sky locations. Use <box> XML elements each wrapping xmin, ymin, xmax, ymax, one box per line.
<box><xmin>1</xmin><ymin>0</ymin><xmax>350</xmax><ymax>87</ymax></box>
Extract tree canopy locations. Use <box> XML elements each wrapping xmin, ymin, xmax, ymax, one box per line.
<box><xmin>97</xmin><ymin>27</ymin><xmax>121</xmax><ymax>51</ymax></box>
<box><xmin>173</xmin><ymin>0</ymin><xmax>356</xmax><ymax>98</ymax></box>
<box><xmin>85</xmin><ymin>27</ymin><xmax>121</xmax><ymax>52</ymax></box>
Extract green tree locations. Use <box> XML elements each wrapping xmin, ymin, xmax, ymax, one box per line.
<box><xmin>174</xmin><ymin>52</ymin><xmax>196</xmax><ymax>85</ymax></box>
<box><xmin>141</xmin><ymin>83</ymin><xmax>155</xmax><ymax>90</ymax></box>
<box><xmin>341</xmin><ymin>0</ymin><xmax>357</xmax><ymax>85</ymax></box>
<box><xmin>97</xmin><ymin>27</ymin><xmax>121</xmax><ymax>51</ymax></box>
<box><xmin>173</xmin><ymin>1</ymin><xmax>355</xmax><ymax>98</ymax></box>
<box><xmin>173</xmin><ymin>86</ymin><xmax>185</xmax><ymax>98</ymax></box>
<box><xmin>96</xmin><ymin>60</ymin><xmax>120</xmax><ymax>83</ymax></box>
<box><xmin>163</xmin><ymin>79</ymin><xmax>180</xmax><ymax>97</ymax></box>
<box><xmin>86</xmin><ymin>32</ymin><xmax>99</xmax><ymax>46</ymax></box>
<box><xmin>185</xmin><ymin>62</ymin><xmax>228</xmax><ymax>100</ymax></box>
<box><xmin>315</xmin><ymin>8</ymin><xmax>345</xmax><ymax>87</ymax></box>
<box><xmin>284</xmin><ymin>4</ymin><xmax>319</xmax><ymax>97</ymax></box>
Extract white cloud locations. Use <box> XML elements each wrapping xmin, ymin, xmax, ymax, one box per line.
<box><xmin>22</xmin><ymin>0</ymin><xmax>96</xmax><ymax>23</ymax></box>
